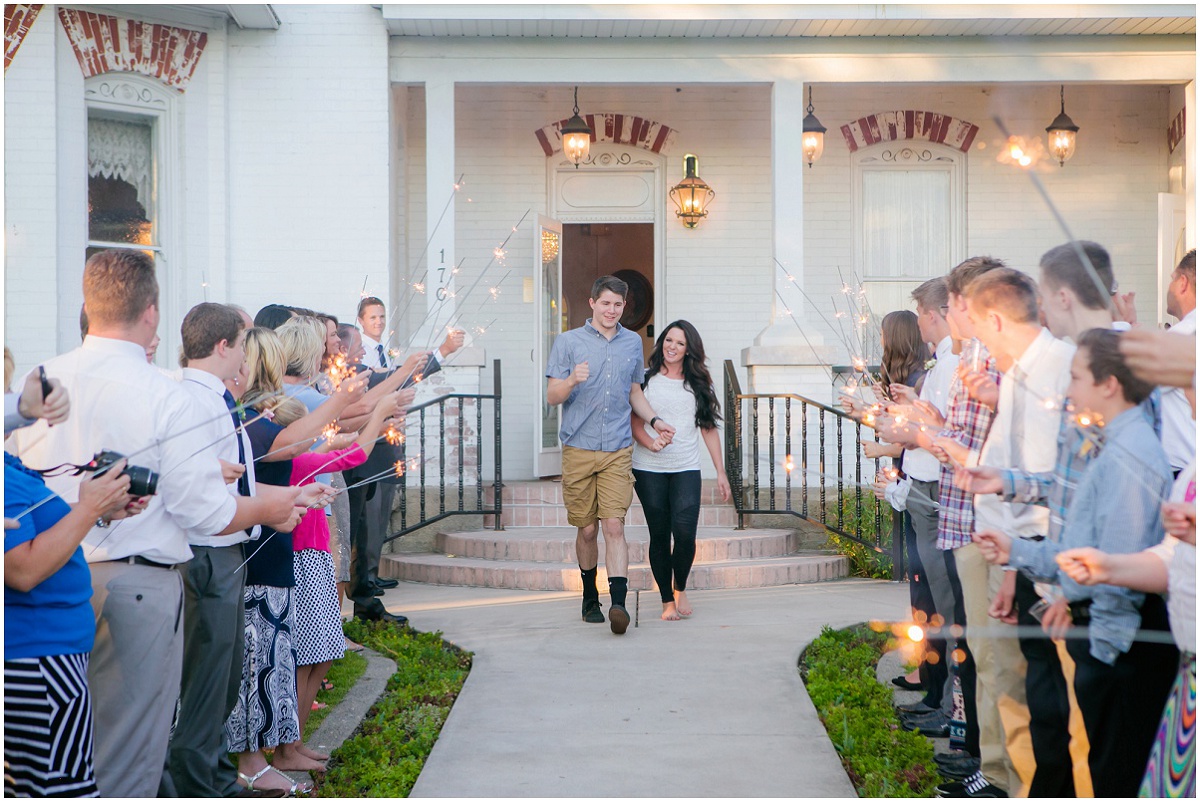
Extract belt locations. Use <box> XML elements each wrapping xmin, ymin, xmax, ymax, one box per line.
<box><xmin>111</xmin><ymin>555</ymin><xmax>182</xmax><ymax>571</ymax></box>
<box><xmin>1068</xmin><ymin>599</ymin><xmax>1092</xmax><ymax>621</ymax></box>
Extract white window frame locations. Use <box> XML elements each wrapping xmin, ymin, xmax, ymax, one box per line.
<box><xmin>84</xmin><ymin>73</ymin><xmax>181</xmax><ymax>360</ymax></box>
<box><xmin>851</xmin><ymin>142</ymin><xmax>967</xmax><ymax>284</ymax></box>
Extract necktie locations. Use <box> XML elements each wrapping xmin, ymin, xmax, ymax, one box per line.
<box><xmin>377</xmin><ymin>344</ymin><xmax>388</xmax><ymax>369</ymax></box>
<box><xmin>223</xmin><ymin>390</ymin><xmax>251</xmax><ymax>496</ymax></box>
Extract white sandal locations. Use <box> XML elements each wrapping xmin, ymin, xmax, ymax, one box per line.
<box><xmin>238</xmin><ymin>765</ymin><xmax>314</xmax><ymax>797</ymax></box>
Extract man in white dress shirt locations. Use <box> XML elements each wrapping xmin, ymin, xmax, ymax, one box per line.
<box><xmin>1163</xmin><ymin>250</ymin><xmax>1196</xmax><ymax>476</ymax></box>
<box><xmin>883</xmin><ymin>278</ymin><xmax>962</xmax><ymax>733</ymax></box>
<box><xmin>963</xmin><ymin>267</ymin><xmax>1077</xmax><ymax>796</ymax></box>
<box><xmin>167</xmin><ymin>303</ymin><xmax>310</xmax><ymax>798</ymax></box>
<box><xmin>11</xmin><ymin>251</ymin><xmax>306</xmax><ymax>798</ymax></box>
<box><xmin>358</xmin><ymin>296</ymin><xmax>389</xmax><ymax>370</ymax></box>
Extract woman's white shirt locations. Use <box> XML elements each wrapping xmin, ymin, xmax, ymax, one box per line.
<box><xmin>632</xmin><ymin>374</ymin><xmax>701</xmax><ymax>472</ymax></box>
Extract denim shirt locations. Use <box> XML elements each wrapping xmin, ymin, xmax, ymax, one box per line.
<box><xmin>1008</xmin><ymin>406</ymin><xmax>1173</xmax><ymax>665</ymax></box>
<box><xmin>546</xmin><ymin>320</ymin><xmax>644</xmax><ymax>452</ymax></box>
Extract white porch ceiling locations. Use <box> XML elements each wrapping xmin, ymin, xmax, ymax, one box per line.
<box><xmin>380</xmin><ymin>4</ymin><xmax>1196</xmax><ymax>38</ymax></box>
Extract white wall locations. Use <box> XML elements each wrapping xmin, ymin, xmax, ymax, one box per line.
<box><xmin>4</xmin><ymin>8</ymin><xmax>61</xmax><ymax>373</ymax></box>
<box><xmin>225</xmin><ymin>4</ymin><xmax>391</xmax><ymax>326</ymax></box>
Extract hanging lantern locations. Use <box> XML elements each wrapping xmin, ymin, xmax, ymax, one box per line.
<box><xmin>1046</xmin><ymin>85</ymin><xmax>1080</xmax><ymax>167</ymax></box>
<box><xmin>802</xmin><ymin>86</ymin><xmax>826</xmax><ymax>168</ymax></box>
<box><xmin>669</xmin><ymin>154</ymin><xmax>716</xmax><ymax>229</ymax></box>
<box><xmin>560</xmin><ymin>86</ymin><xmax>592</xmax><ymax>168</ymax></box>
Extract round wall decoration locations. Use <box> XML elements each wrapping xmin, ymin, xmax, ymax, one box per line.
<box><xmin>614</xmin><ymin>269</ymin><xmax>653</xmax><ymax>332</ymax></box>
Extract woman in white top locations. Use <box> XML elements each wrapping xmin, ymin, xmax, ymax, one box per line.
<box><xmin>630</xmin><ymin>321</ymin><xmax>730</xmax><ymax>621</ymax></box>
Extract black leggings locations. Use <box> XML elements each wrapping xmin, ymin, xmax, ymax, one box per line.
<box><xmin>633</xmin><ymin>469</ymin><xmax>701</xmax><ymax>604</ymax></box>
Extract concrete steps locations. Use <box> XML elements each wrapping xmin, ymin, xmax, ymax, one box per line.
<box><xmin>384</xmin><ymin>480</ymin><xmax>848</xmax><ymax>592</ymax></box>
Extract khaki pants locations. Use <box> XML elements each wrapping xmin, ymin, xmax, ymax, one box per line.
<box><xmin>955</xmin><ymin>544</ymin><xmax>1034</xmax><ymax>795</ymax></box>
<box><xmin>561</xmin><ymin>445</ymin><xmax>634</xmax><ymax>527</ymax></box>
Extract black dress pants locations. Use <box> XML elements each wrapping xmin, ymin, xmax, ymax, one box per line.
<box><xmin>1014</xmin><ymin>572</ymin><xmax>1075</xmax><ymax>798</ymax></box>
<box><xmin>1065</xmin><ymin>594</ymin><xmax>1178</xmax><ymax>798</ymax></box>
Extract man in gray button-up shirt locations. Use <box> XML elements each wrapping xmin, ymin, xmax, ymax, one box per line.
<box><xmin>546</xmin><ymin>275</ymin><xmax>675</xmax><ymax>635</ymax></box>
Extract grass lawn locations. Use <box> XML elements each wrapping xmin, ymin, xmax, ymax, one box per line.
<box><xmin>314</xmin><ymin>620</ymin><xmax>472</xmax><ymax>798</ymax></box>
<box><xmin>800</xmin><ymin>623</ymin><xmax>940</xmax><ymax>797</ymax></box>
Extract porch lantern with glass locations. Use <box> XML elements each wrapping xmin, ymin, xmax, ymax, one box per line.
<box><xmin>669</xmin><ymin>154</ymin><xmax>715</xmax><ymax>229</ymax></box>
<box><xmin>1046</xmin><ymin>85</ymin><xmax>1080</xmax><ymax>167</ymax></box>
<box><xmin>802</xmin><ymin>87</ymin><xmax>826</xmax><ymax>167</ymax></box>
<box><xmin>560</xmin><ymin>86</ymin><xmax>593</xmax><ymax>168</ymax></box>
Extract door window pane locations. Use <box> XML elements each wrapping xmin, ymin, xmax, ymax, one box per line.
<box><xmin>861</xmin><ymin>169</ymin><xmax>950</xmax><ymax>279</ymax></box>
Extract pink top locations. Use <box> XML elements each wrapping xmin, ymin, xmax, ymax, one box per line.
<box><xmin>289</xmin><ymin>444</ymin><xmax>367</xmax><ymax>552</ymax></box>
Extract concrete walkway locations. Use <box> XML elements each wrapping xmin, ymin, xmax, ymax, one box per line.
<box><xmin>373</xmin><ymin>578</ymin><xmax>909</xmax><ymax>797</ymax></box>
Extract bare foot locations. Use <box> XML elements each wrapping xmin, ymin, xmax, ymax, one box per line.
<box><xmin>674</xmin><ymin>590</ymin><xmax>693</xmax><ymax>617</ymax></box>
<box><xmin>297</xmin><ymin>743</ymin><xmax>330</xmax><ymax>762</ymax></box>
<box><xmin>661</xmin><ymin>602</ymin><xmax>681</xmax><ymax>621</ymax></box>
<box><xmin>906</xmin><ymin>668</ymin><xmax>920</xmax><ymax>684</ymax></box>
<box><xmin>270</xmin><ymin>745</ymin><xmax>327</xmax><ymax>773</ymax></box>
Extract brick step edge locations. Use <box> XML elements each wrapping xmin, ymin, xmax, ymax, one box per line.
<box><xmin>436</xmin><ymin>530</ymin><xmax>802</xmax><ymax>563</ymax></box>
<box><xmin>485</xmin><ymin>505</ymin><xmax>739</xmax><ymax>528</ymax></box>
<box><xmin>381</xmin><ymin>554</ymin><xmax>850</xmax><ymax>591</ymax></box>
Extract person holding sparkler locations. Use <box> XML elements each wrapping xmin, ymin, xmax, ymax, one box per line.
<box><xmin>974</xmin><ymin>328</ymin><xmax>1177</xmax><ymax>798</ymax></box>
<box><xmin>546</xmin><ymin>275</ymin><xmax>675</xmax><ymax>635</ymax></box>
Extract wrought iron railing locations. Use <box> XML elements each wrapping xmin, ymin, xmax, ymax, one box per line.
<box><xmin>723</xmin><ymin>359</ymin><xmax>905</xmax><ymax>578</ymax></box>
<box><xmin>384</xmin><ymin>360</ymin><xmax>504</xmax><ymax>542</ymax></box>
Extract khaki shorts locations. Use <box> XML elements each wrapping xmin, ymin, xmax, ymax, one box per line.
<box><xmin>560</xmin><ymin>445</ymin><xmax>634</xmax><ymax>528</ymax></box>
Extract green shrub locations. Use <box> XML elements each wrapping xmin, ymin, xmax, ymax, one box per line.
<box><xmin>800</xmin><ymin>624</ymin><xmax>939</xmax><ymax>798</ymax></box>
<box><xmin>315</xmin><ymin>621</ymin><xmax>472</xmax><ymax>798</ymax></box>
<box><xmin>824</xmin><ymin>494</ymin><xmax>895</xmax><ymax>579</ymax></box>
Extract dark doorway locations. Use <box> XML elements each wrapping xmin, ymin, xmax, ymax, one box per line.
<box><xmin>562</xmin><ymin>223</ymin><xmax>655</xmax><ymax>361</ymax></box>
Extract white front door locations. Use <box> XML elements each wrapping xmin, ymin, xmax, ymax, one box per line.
<box><xmin>1158</xmin><ymin>192</ymin><xmax>1187</xmax><ymax>326</ymax></box>
<box><xmin>535</xmin><ymin>215</ymin><xmax>565</xmax><ymax>477</ymax></box>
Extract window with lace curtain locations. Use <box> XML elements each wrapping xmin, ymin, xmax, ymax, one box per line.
<box><xmin>852</xmin><ymin>144</ymin><xmax>965</xmax><ymax>359</ymax></box>
<box><xmin>87</xmin><ymin>115</ymin><xmax>158</xmax><ymax>260</ymax></box>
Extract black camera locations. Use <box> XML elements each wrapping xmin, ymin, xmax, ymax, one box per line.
<box><xmin>85</xmin><ymin>450</ymin><xmax>159</xmax><ymax>497</ymax></box>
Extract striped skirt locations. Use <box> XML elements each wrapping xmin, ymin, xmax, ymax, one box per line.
<box><xmin>1140</xmin><ymin>652</ymin><xmax>1196</xmax><ymax>798</ymax></box>
<box><xmin>3</xmin><ymin>652</ymin><xmax>98</xmax><ymax>797</ymax></box>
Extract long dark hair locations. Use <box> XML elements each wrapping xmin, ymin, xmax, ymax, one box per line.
<box><xmin>879</xmin><ymin>310</ymin><xmax>927</xmax><ymax>399</ymax></box>
<box><xmin>644</xmin><ymin>320</ymin><xmax>722</xmax><ymax>430</ymax></box>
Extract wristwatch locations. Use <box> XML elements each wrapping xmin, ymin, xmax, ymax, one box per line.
<box><xmin>649</xmin><ymin>416</ymin><xmax>660</xmax><ymax>428</ymax></box>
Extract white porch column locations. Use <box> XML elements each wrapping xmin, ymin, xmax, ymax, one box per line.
<box><xmin>743</xmin><ymin>80</ymin><xmax>834</xmax><ymax>399</ymax></box>
<box><xmin>416</xmin><ymin>78</ymin><xmax>457</xmax><ymax>348</ymax></box>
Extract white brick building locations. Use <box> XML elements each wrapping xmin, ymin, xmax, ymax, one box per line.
<box><xmin>4</xmin><ymin>3</ymin><xmax>1195</xmax><ymax>482</ymax></box>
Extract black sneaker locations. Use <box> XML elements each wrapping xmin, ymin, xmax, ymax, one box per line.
<box><xmin>608</xmin><ymin>604</ymin><xmax>630</xmax><ymax>634</ymax></box>
<box><xmin>582</xmin><ymin>598</ymin><xmax>604</xmax><ymax>623</ymax></box>
<box><xmin>900</xmin><ymin>711</ymin><xmax>949</xmax><ymax>737</ymax></box>
<box><xmin>936</xmin><ymin>779</ymin><xmax>1008</xmax><ymax>798</ymax></box>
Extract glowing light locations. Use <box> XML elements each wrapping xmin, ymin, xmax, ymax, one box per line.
<box><xmin>851</xmin><ymin>357</ymin><xmax>866</xmax><ymax>372</ymax></box>
<box><xmin>414</xmin><ymin>283</ymin><xmax>426</xmax><ymax>294</ymax></box>
<box><xmin>393</xmin><ymin>460</ymin><xmax>405</xmax><ymax>477</ymax></box>
<box><xmin>907</xmin><ymin>625</ymin><xmax>925</xmax><ymax>643</ymax></box>
<box><xmin>384</xmin><ymin>425</ymin><xmax>405</xmax><ymax>446</ymax></box>
<box><xmin>493</xmin><ymin>247</ymin><xmax>506</xmax><ymax>260</ymax></box>
<box><xmin>885</xmin><ymin>467</ymin><xmax>899</xmax><ymax>481</ymax></box>
<box><xmin>489</xmin><ymin>286</ymin><xmax>500</xmax><ymax>299</ymax></box>
<box><xmin>321</xmin><ymin>423</ymin><xmax>340</xmax><ymax>442</ymax></box>
<box><xmin>784</xmin><ymin>454</ymin><xmax>795</xmax><ymax>473</ymax></box>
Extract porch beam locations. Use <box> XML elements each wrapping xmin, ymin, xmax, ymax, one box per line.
<box><xmin>388</xmin><ymin>35</ymin><xmax>1195</xmax><ymax>85</ymax></box>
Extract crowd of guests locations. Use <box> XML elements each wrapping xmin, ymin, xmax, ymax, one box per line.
<box><xmin>4</xmin><ymin>249</ymin><xmax>461</xmax><ymax>797</ymax></box>
<box><xmin>846</xmin><ymin>243</ymin><xmax>1196</xmax><ymax>798</ymax></box>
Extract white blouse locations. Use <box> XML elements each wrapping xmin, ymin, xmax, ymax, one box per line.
<box><xmin>632</xmin><ymin>374</ymin><xmax>702</xmax><ymax>473</ymax></box>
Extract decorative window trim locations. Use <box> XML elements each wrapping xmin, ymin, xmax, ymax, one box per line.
<box><xmin>840</xmin><ymin>110</ymin><xmax>979</xmax><ymax>154</ymax></box>
<box><xmin>5</xmin><ymin>4</ymin><xmax>43</xmax><ymax>71</ymax></box>
<box><xmin>535</xmin><ymin>112</ymin><xmax>678</xmax><ymax>157</ymax></box>
<box><xmin>59</xmin><ymin>7</ymin><xmax>206</xmax><ymax>90</ymax></box>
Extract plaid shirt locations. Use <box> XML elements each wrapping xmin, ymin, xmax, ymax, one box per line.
<box><xmin>999</xmin><ymin>390</ymin><xmax>1162</xmax><ymax>543</ymax></box>
<box><xmin>936</xmin><ymin>349</ymin><xmax>1002</xmax><ymax>550</ymax></box>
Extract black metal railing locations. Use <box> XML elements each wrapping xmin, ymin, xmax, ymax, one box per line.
<box><xmin>384</xmin><ymin>359</ymin><xmax>503</xmax><ymax>542</ymax></box>
<box><xmin>723</xmin><ymin>359</ymin><xmax>903</xmax><ymax>577</ymax></box>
